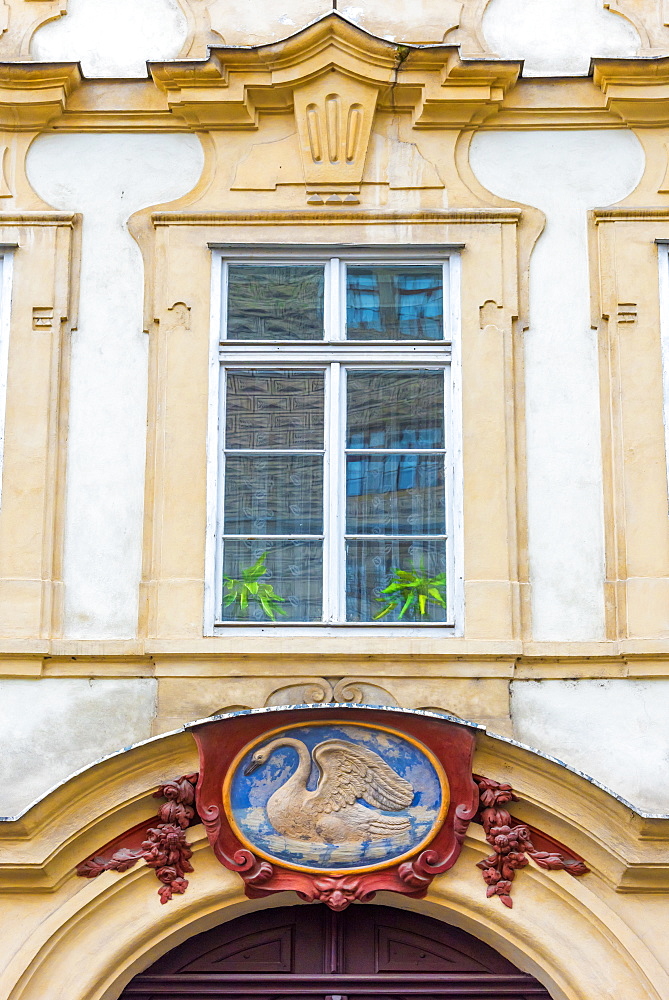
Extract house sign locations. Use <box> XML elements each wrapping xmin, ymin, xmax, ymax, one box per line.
<box><xmin>77</xmin><ymin>705</ymin><xmax>588</xmax><ymax>910</ymax></box>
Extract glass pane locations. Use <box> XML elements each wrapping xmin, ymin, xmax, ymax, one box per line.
<box><xmin>346</xmin><ymin>539</ymin><xmax>447</xmax><ymax>623</ymax></box>
<box><xmin>222</xmin><ymin>539</ymin><xmax>322</xmax><ymax>622</ymax></box>
<box><xmin>226</xmin><ymin>370</ymin><xmax>324</xmax><ymax>449</ymax></box>
<box><xmin>227</xmin><ymin>265</ymin><xmax>324</xmax><ymax>341</ymax></box>
<box><xmin>346</xmin><ymin>454</ymin><xmax>445</xmax><ymax>534</ymax></box>
<box><xmin>224</xmin><ymin>455</ymin><xmax>323</xmax><ymax>535</ymax></box>
<box><xmin>346</xmin><ymin>265</ymin><xmax>443</xmax><ymax>341</ymax></box>
<box><xmin>347</xmin><ymin>371</ymin><xmax>444</xmax><ymax>449</ymax></box>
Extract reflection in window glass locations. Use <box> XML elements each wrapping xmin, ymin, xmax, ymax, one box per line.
<box><xmin>221</xmin><ymin>539</ymin><xmax>323</xmax><ymax>622</ymax></box>
<box><xmin>227</xmin><ymin>265</ymin><xmax>324</xmax><ymax>341</ymax></box>
<box><xmin>222</xmin><ymin>369</ymin><xmax>325</xmax><ymax>622</ymax></box>
<box><xmin>347</xmin><ymin>370</ymin><xmax>444</xmax><ymax>449</ymax></box>
<box><xmin>346</xmin><ymin>265</ymin><xmax>443</xmax><ymax>341</ymax></box>
<box><xmin>346</xmin><ymin>454</ymin><xmax>445</xmax><ymax>535</ymax></box>
<box><xmin>217</xmin><ymin>256</ymin><xmax>454</xmax><ymax>627</ymax></box>
<box><xmin>346</xmin><ymin>539</ymin><xmax>447</xmax><ymax>623</ymax></box>
<box><xmin>345</xmin><ymin>369</ymin><xmax>447</xmax><ymax>622</ymax></box>
<box><xmin>226</xmin><ymin>370</ymin><xmax>324</xmax><ymax>450</ymax></box>
<box><xmin>224</xmin><ymin>455</ymin><xmax>323</xmax><ymax>535</ymax></box>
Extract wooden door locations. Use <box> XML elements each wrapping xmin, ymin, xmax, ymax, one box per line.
<box><xmin>120</xmin><ymin>904</ymin><xmax>553</xmax><ymax>999</ymax></box>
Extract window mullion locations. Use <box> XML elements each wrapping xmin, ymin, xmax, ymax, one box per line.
<box><xmin>328</xmin><ymin>258</ymin><xmax>343</xmax><ymax>341</ymax></box>
<box><xmin>337</xmin><ymin>365</ymin><xmax>347</xmax><ymax>622</ymax></box>
<box><xmin>323</xmin><ymin>362</ymin><xmax>342</xmax><ymax>622</ymax></box>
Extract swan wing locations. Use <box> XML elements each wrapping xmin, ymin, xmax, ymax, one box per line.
<box><xmin>312</xmin><ymin>739</ymin><xmax>414</xmax><ymax>813</ymax></box>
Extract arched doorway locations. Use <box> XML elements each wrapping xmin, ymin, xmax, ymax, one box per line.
<box><xmin>120</xmin><ymin>904</ymin><xmax>553</xmax><ymax>998</ymax></box>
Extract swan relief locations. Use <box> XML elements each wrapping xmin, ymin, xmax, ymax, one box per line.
<box><xmin>244</xmin><ymin>736</ymin><xmax>416</xmax><ymax>845</ymax></box>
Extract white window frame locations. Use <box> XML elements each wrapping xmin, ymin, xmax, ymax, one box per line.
<box><xmin>205</xmin><ymin>246</ymin><xmax>463</xmax><ymax>635</ymax></box>
<box><xmin>0</xmin><ymin>249</ymin><xmax>13</xmax><ymax>508</ymax></box>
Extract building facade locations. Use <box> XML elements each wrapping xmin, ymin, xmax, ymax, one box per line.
<box><xmin>1</xmin><ymin>1</ymin><xmax>669</xmax><ymax>997</ymax></box>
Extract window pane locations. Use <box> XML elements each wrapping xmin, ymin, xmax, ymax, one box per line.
<box><xmin>347</xmin><ymin>371</ymin><xmax>444</xmax><ymax>449</ymax></box>
<box><xmin>222</xmin><ymin>539</ymin><xmax>322</xmax><ymax>622</ymax></box>
<box><xmin>346</xmin><ymin>539</ymin><xmax>447</xmax><ymax>623</ymax></box>
<box><xmin>346</xmin><ymin>265</ymin><xmax>443</xmax><ymax>341</ymax></box>
<box><xmin>224</xmin><ymin>455</ymin><xmax>323</xmax><ymax>535</ymax></box>
<box><xmin>346</xmin><ymin>454</ymin><xmax>445</xmax><ymax>535</ymax></box>
<box><xmin>227</xmin><ymin>265</ymin><xmax>324</xmax><ymax>341</ymax></box>
<box><xmin>226</xmin><ymin>370</ymin><xmax>324</xmax><ymax>449</ymax></box>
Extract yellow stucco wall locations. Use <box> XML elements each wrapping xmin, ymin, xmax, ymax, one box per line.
<box><xmin>0</xmin><ymin>9</ymin><xmax>668</xmax><ymax>998</ymax></box>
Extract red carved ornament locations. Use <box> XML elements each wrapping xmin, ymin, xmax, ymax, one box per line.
<box><xmin>75</xmin><ymin>710</ymin><xmax>588</xmax><ymax>910</ymax></box>
<box><xmin>194</xmin><ymin>708</ymin><xmax>477</xmax><ymax>910</ymax></box>
<box><xmin>76</xmin><ymin>773</ymin><xmax>198</xmax><ymax>903</ymax></box>
<box><xmin>474</xmin><ymin>775</ymin><xmax>588</xmax><ymax>907</ymax></box>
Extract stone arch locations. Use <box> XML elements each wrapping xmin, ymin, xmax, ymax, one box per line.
<box><xmin>0</xmin><ymin>713</ymin><xmax>667</xmax><ymax>1000</ymax></box>
<box><xmin>4</xmin><ymin>835</ymin><xmax>665</xmax><ymax>1000</ymax></box>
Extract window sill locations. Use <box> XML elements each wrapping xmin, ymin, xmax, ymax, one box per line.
<box><xmin>211</xmin><ymin>622</ymin><xmax>458</xmax><ymax>637</ymax></box>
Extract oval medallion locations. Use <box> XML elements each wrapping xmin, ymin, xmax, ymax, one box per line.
<box><xmin>224</xmin><ymin>721</ymin><xmax>449</xmax><ymax>873</ymax></box>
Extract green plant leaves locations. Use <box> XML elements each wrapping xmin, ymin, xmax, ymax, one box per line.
<box><xmin>223</xmin><ymin>552</ymin><xmax>288</xmax><ymax>621</ymax></box>
<box><xmin>373</xmin><ymin>565</ymin><xmax>447</xmax><ymax>621</ymax></box>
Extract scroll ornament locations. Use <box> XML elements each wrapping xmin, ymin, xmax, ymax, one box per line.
<box><xmin>76</xmin><ymin>771</ymin><xmax>587</xmax><ymax>909</ymax></box>
<box><xmin>76</xmin><ymin>774</ymin><xmax>198</xmax><ymax>903</ymax></box>
<box><xmin>474</xmin><ymin>775</ymin><xmax>588</xmax><ymax>908</ymax></box>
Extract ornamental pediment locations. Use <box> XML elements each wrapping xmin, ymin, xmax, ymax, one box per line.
<box><xmin>150</xmin><ymin>12</ymin><xmax>519</xmax><ymax>131</ymax></box>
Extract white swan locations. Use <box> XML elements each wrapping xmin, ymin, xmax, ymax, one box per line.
<box><xmin>244</xmin><ymin>736</ymin><xmax>415</xmax><ymax>844</ymax></box>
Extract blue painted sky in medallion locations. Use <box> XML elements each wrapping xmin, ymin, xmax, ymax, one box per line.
<box><xmin>228</xmin><ymin>723</ymin><xmax>445</xmax><ymax>871</ymax></box>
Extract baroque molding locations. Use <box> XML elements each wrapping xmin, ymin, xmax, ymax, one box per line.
<box><xmin>0</xmin><ymin>63</ymin><xmax>80</xmax><ymax>130</ymax></box>
<box><xmin>0</xmin><ymin>0</ymin><xmax>68</xmax><ymax>60</ymax></box>
<box><xmin>593</xmin><ymin>56</ymin><xmax>669</xmax><ymax>126</ymax></box>
<box><xmin>77</xmin><ymin>774</ymin><xmax>199</xmax><ymax>903</ymax></box>
<box><xmin>1</xmin><ymin>718</ymin><xmax>664</xmax><ymax>894</ymax></box>
<box><xmin>73</xmin><ymin>765</ymin><xmax>589</xmax><ymax>910</ymax></box>
<box><xmin>474</xmin><ymin>775</ymin><xmax>588</xmax><ymax>908</ymax></box>
<box><xmin>594</xmin><ymin>208</ymin><xmax>669</xmax><ymax>222</ymax></box>
<box><xmin>149</xmin><ymin>13</ymin><xmax>519</xmax><ymax>130</ymax></box>
<box><xmin>149</xmin><ymin>13</ymin><xmax>517</xmax><ymax>201</ymax></box>
<box><xmin>265</xmin><ymin>677</ymin><xmax>399</xmax><ymax>708</ymax></box>
<box><xmin>153</xmin><ymin>208</ymin><xmax>521</xmax><ymax>226</ymax></box>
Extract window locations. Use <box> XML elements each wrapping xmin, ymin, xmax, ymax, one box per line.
<box><xmin>209</xmin><ymin>249</ymin><xmax>461</xmax><ymax>629</ymax></box>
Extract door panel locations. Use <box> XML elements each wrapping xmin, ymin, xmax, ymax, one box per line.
<box><xmin>120</xmin><ymin>905</ymin><xmax>553</xmax><ymax>999</ymax></box>
<box><xmin>340</xmin><ymin>908</ymin><xmax>516</xmax><ymax>976</ymax></box>
<box><xmin>178</xmin><ymin>926</ymin><xmax>294</xmax><ymax>974</ymax></box>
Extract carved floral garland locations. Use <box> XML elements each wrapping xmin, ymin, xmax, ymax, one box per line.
<box><xmin>76</xmin><ymin>772</ymin><xmax>587</xmax><ymax>908</ymax></box>
<box><xmin>77</xmin><ymin>774</ymin><xmax>198</xmax><ymax>903</ymax></box>
<box><xmin>473</xmin><ymin>775</ymin><xmax>588</xmax><ymax>907</ymax></box>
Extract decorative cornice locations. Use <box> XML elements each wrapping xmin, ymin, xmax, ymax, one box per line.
<box><xmin>0</xmin><ymin>63</ymin><xmax>81</xmax><ymax>130</ymax></box>
<box><xmin>593</xmin><ymin>207</ymin><xmax>669</xmax><ymax>223</ymax></box>
<box><xmin>593</xmin><ymin>56</ymin><xmax>669</xmax><ymax>126</ymax></box>
<box><xmin>149</xmin><ymin>13</ymin><xmax>519</xmax><ymax>132</ymax></box>
<box><xmin>5</xmin><ymin>38</ymin><xmax>669</xmax><ymax>137</ymax></box>
<box><xmin>0</xmin><ymin>212</ymin><xmax>78</xmax><ymax>225</ymax></box>
<box><xmin>151</xmin><ymin>208</ymin><xmax>522</xmax><ymax>226</ymax></box>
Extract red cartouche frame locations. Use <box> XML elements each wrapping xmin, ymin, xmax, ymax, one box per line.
<box><xmin>193</xmin><ymin>706</ymin><xmax>479</xmax><ymax>911</ymax></box>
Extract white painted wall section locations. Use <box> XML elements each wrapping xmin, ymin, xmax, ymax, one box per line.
<box><xmin>483</xmin><ymin>0</ymin><xmax>640</xmax><ymax>76</ymax></box>
<box><xmin>0</xmin><ymin>678</ymin><xmax>157</xmax><ymax>817</ymax></box>
<box><xmin>32</xmin><ymin>0</ymin><xmax>187</xmax><ymax>78</ymax></box>
<box><xmin>470</xmin><ymin>130</ymin><xmax>644</xmax><ymax>640</ymax></box>
<box><xmin>511</xmin><ymin>679</ymin><xmax>669</xmax><ymax>813</ymax></box>
<box><xmin>205</xmin><ymin>1</ymin><xmax>328</xmax><ymax>46</ymax></box>
<box><xmin>27</xmin><ymin>133</ymin><xmax>204</xmax><ymax>638</ymax></box>
<box><xmin>339</xmin><ymin>1</ymin><xmax>463</xmax><ymax>42</ymax></box>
